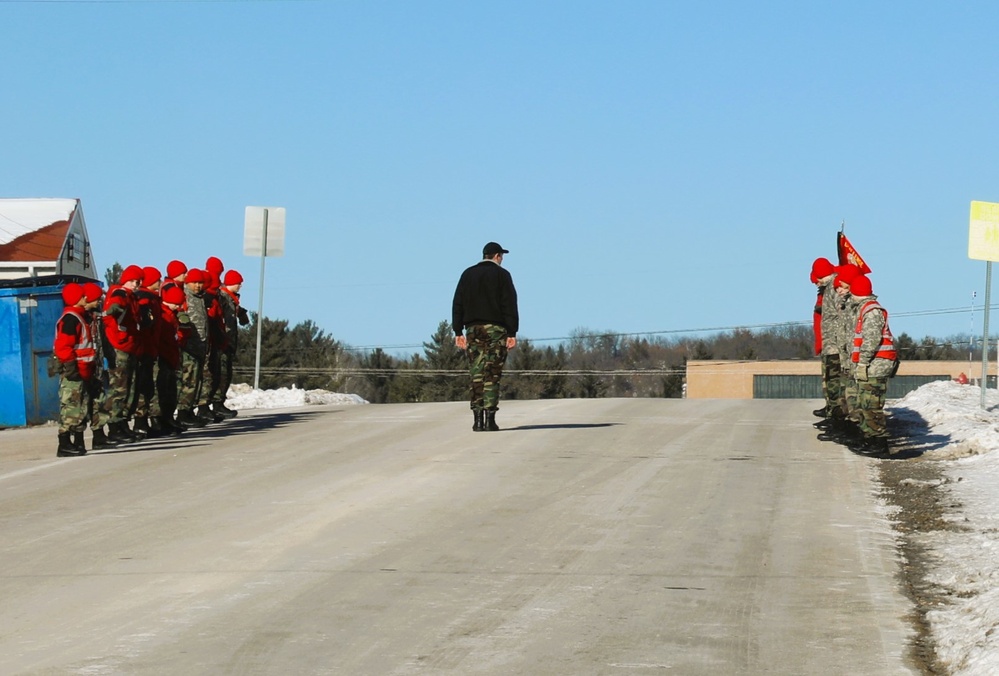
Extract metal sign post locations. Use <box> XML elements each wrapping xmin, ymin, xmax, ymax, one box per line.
<box><xmin>968</xmin><ymin>200</ymin><xmax>999</xmax><ymax>408</ymax></box>
<box><xmin>244</xmin><ymin>206</ymin><xmax>286</xmax><ymax>390</ymax></box>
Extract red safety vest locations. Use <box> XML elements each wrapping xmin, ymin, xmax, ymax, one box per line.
<box><xmin>54</xmin><ymin>306</ymin><xmax>97</xmax><ymax>380</ymax></box>
<box><xmin>851</xmin><ymin>300</ymin><xmax>897</xmax><ymax>363</ymax></box>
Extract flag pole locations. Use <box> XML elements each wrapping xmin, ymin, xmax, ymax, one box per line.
<box><xmin>982</xmin><ymin>262</ymin><xmax>992</xmax><ymax>409</ymax></box>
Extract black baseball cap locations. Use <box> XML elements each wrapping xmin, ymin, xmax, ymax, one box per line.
<box><xmin>483</xmin><ymin>242</ymin><xmax>509</xmax><ymax>256</ymax></box>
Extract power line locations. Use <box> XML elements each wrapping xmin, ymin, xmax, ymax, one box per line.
<box><xmin>337</xmin><ymin>304</ymin><xmax>999</xmax><ymax>353</ymax></box>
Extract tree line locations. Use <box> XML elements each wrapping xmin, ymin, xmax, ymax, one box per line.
<box><xmin>231</xmin><ymin>316</ymin><xmax>980</xmax><ymax>403</ymax></box>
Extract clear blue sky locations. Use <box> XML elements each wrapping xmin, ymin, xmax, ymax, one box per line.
<box><xmin>4</xmin><ymin>0</ymin><xmax>999</xmax><ymax>353</ymax></box>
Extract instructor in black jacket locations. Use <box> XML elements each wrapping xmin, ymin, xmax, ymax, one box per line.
<box><xmin>452</xmin><ymin>242</ymin><xmax>519</xmax><ymax>432</ymax></box>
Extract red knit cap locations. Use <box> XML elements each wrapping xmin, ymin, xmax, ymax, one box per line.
<box><xmin>205</xmin><ymin>256</ymin><xmax>224</xmax><ymax>276</ymax></box>
<box><xmin>851</xmin><ymin>274</ymin><xmax>873</xmax><ymax>297</ymax></box>
<box><xmin>119</xmin><ymin>265</ymin><xmax>144</xmax><ymax>285</ymax></box>
<box><xmin>223</xmin><ymin>269</ymin><xmax>244</xmax><ymax>285</ymax></box>
<box><xmin>166</xmin><ymin>260</ymin><xmax>187</xmax><ymax>279</ymax></box>
<box><xmin>83</xmin><ymin>282</ymin><xmax>103</xmax><ymax>303</ymax></box>
<box><xmin>61</xmin><ymin>283</ymin><xmax>84</xmax><ymax>306</ymax></box>
<box><xmin>834</xmin><ymin>264</ymin><xmax>861</xmax><ymax>288</ymax></box>
<box><xmin>142</xmin><ymin>266</ymin><xmax>162</xmax><ymax>288</ymax></box>
<box><xmin>185</xmin><ymin>268</ymin><xmax>206</xmax><ymax>284</ymax></box>
<box><xmin>810</xmin><ymin>258</ymin><xmax>835</xmax><ymax>284</ymax></box>
<box><xmin>162</xmin><ymin>286</ymin><xmax>186</xmax><ymax>306</ymax></box>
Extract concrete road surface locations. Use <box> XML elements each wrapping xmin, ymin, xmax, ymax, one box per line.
<box><xmin>0</xmin><ymin>399</ymin><xmax>915</xmax><ymax>675</ymax></box>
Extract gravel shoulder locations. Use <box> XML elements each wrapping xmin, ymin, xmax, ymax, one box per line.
<box><xmin>876</xmin><ymin>449</ymin><xmax>960</xmax><ymax>675</ymax></box>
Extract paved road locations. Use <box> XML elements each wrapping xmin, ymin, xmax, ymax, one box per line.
<box><xmin>0</xmin><ymin>399</ymin><xmax>915</xmax><ymax>675</ymax></box>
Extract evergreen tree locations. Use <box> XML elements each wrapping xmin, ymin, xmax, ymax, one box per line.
<box><xmin>358</xmin><ymin>348</ymin><xmax>397</xmax><ymax>403</ymax></box>
<box><xmin>104</xmin><ymin>262</ymin><xmax>123</xmax><ymax>287</ymax></box>
<box><xmin>421</xmin><ymin>320</ymin><xmax>467</xmax><ymax>401</ymax></box>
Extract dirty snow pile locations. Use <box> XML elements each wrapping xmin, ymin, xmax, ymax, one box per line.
<box><xmin>889</xmin><ymin>380</ymin><xmax>999</xmax><ymax>675</ymax></box>
<box><xmin>224</xmin><ymin>383</ymin><xmax>367</xmax><ymax>410</ymax></box>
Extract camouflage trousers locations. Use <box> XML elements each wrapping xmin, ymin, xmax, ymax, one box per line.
<box><xmin>848</xmin><ymin>377</ymin><xmax>888</xmax><ymax>438</ymax></box>
<box><xmin>821</xmin><ymin>353</ymin><xmax>846</xmax><ymax>418</ymax></box>
<box><xmin>58</xmin><ymin>377</ymin><xmax>89</xmax><ymax>433</ymax></box>
<box><xmin>105</xmin><ymin>349</ymin><xmax>136</xmax><ymax>424</ymax></box>
<box><xmin>178</xmin><ymin>351</ymin><xmax>204</xmax><ymax>411</ymax></box>
<box><xmin>215</xmin><ymin>349</ymin><xmax>236</xmax><ymax>404</ymax></box>
<box><xmin>200</xmin><ymin>348</ymin><xmax>221</xmax><ymax>408</ymax></box>
<box><xmin>466</xmin><ymin>324</ymin><xmax>509</xmax><ymax>412</ymax></box>
<box><xmin>87</xmin><ymin>378</ymin><xmax>110</xmax><ymax>431</ymax></box>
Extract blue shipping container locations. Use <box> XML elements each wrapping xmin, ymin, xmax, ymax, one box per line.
<box><xmin>0</xmin><ymin>278</ymin><xmax>89</xmax><ymax>427</ymax></box>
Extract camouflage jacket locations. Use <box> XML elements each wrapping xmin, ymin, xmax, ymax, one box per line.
<box><xmin>819</xmin><ymin>277</ymin><xmax>846</xmax><ymax>355</ymax></box>
<box><xmin>183</xmin><ymin>288</ymin><xmax>209</xmax><ymax>357</ymax></box>
<box><xmin>853</xmin><ymin>294</ymin><xmax>897</xmax><ymax>379</ymax></box>
<box><xmin>837</xmin><ymin>293</ymin><xmax>861</xmax><ymax>361</ymax></box>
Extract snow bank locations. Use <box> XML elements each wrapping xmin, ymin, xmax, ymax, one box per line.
<box><xmin>225</xmin><ymin>383</ymin><xmax>367</xmax><ymax>410</ymax></box>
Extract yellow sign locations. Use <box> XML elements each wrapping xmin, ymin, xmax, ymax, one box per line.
<box><xmin>969</xmin><ymin>201</ymin><xmax>999</xmax><ymax>261</ymax></box>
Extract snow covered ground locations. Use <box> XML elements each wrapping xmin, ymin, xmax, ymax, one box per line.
<box><xmin>225</xmin><ymin>383</ymin><xmax>367</xmax><ymax>410</ymax></box>
<box><xmin>223</xmin><ymin>380</ymin><xmax>999</xmax><ymax>673</ymax></box>
<box><xmin>889</xmin><ymin>380</ymin><xmax>999</xmax><ymax>675</ymax></box>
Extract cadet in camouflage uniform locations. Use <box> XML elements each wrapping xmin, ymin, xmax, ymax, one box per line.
<box><xmin>847</xmin><ymin>274</ymin><xmax>898</xmax><ymax>454</ymax></box>
<box><xmin>129</xmin><ymin>266</ymin><xmax>163</xmax><ymax>437</ymax></box>
<box><xmin>810</xmin><ymin>258</ymin><xmax>841</xmax><ymax>420</ymax></box>
<box><xmin>816</xmin><ymin>264</ymin><xmax>863</xmax><ymax>444</ymax></box>
<box><xmin>213</xmin><ymin>269</ymin><xmax>249</xmax><ymax>418</ymax></box>
<box><xmin>81</xmin><ymin>282</ymin><xmax>114</xmax><ymax>450</ymax></box>
<box><xmin>54</xmin><ymin>284</ymin><xmax>97</xmax><ymax>456</ymax></box>
<box><xmin>102</xmin><ymin>265</ymin><xmax>143</xmax><ymax>444</ymax></box>
<box><xmin>452</xmin><ymin>242</ymin><xmax>519</xmax><ymax>432</ymax></box>
<box><xmin>177</xmin><ymin>268</ymin><xmax>209</xmax><ymax>428</ymax></box>
<box><xmin>156</xmin><ymin>285</ymin><xmax>188</xmax><ymax>435</ymax></box>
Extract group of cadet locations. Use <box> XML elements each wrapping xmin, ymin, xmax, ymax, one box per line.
<box><xmin>810</xmin><ymin>258</ymin><xmax>899</xmax><ymax>455</ymax></box>
<box><xmin>52</xmin><ymin>257</ymin><xmax>250</xmax><ymax>457</ymax></box>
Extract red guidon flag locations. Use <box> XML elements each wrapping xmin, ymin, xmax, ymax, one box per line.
<box><xmin>837</xmin><ymin>232</ymin><xmax>872</xmax><ymax>274</ymax></box>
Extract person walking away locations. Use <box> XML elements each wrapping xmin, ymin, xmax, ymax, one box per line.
<box><xmin>53</xmin><ymin>284</ymin><xmax>98</xmax><ymax>456</ymax></box>
<box><xmin>848</xmin><ymin>274</ymin><xmax>899</xmax><ymax>455</ymax></box>
<box><xmin>452</xmin><ymin>242</ymin><xmax>519</xmax><ymax>432</ymax></box>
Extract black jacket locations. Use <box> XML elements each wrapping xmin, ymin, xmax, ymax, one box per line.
<box><xmin>452</xmin><ymin>260</ymin><xmax>519</xmax><ymax>337</ymax></box>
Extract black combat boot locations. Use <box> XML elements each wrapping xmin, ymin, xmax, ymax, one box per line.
<box><xmin>57</xmin><ymin>432</ymin><xmax>82</xmax><ymax>457</ymax></box>
<box><xmin>472</xmin><ymin>410</ymin><xmax>484</xmax><ymax>432</ymax></box>
<box><xmin>107</xmin><ymin>421</ymin><xmax>131</xmax><ymax>444</ymax></box>
<box><xmin>854</xmin><ymin>435</ymin><xmax>890</xmax><ymax>456</ymax></box>
<box><xmin>812</xmin><ymin>407</ymin><xmax>828</xmax><ymax>418</ymax></box>
<box><xmin>92</xmin><ymin>427</ymin><xmax>115</xmax><ymax>450</ymax></box>
<box><xmin>146</xmin><ymin>417</ymin><xmax>164</xmax><ymax>438</ymax></box>
<box><xmin>161</xmin><ymin>415</ymin><xmax>183</xmax><ymax>436</ymax></box>
<box><xmin>72</xmin><ymin>431</ymin><xmax>87</xmax><ymax>455</ymax></box>
<box><xmin>485</xmin><ymin>410</ymin><xmax>500</xmax><ymax>432</ymax></box>
<box><xmin>178</xmin><ymin>409</ymin><xmax>207</xmax><ymax>428</ymax></box>
<box><xmin>196</xmin><ymin>405</ymin><xmax>216</xmax><ymax>424</ymax></box>
<box><xmin>131</xmin><ymin>417</ymin><xmax>150</xmax><ymax>438</ymax></box>
<box><xmin>213</xmin><ymin>402</ymin><xmax>237</xmax><ymax>419</ymax></box>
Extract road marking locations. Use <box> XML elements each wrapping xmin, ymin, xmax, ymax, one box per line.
<box><xmin>0</xmin><ymin>460</ymin><xmax>65</xmax><ymax>482</ymax></box>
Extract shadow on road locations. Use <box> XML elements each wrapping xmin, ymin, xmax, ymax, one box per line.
<box><xmin>815</xmin><ymin>406</ymin><xmax>951</xmax><ymax>461</ymax></box>
<box><xmin>505</xmin><ymin>423</ymin><xmax>620</xmax><ymax>431</ymax></box>
<box><xmin>86</xmin><ymin>410</ymin><xmax>334</xmax><ymax>456</ymax></box>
